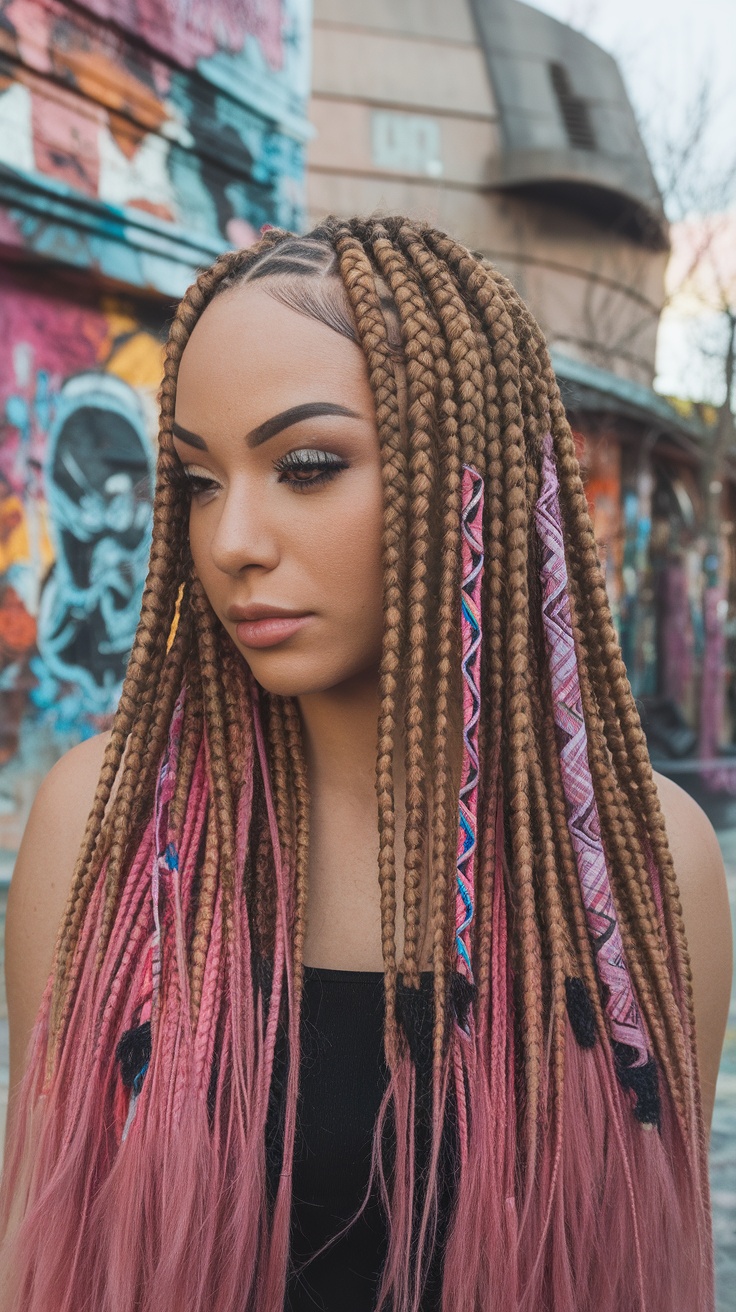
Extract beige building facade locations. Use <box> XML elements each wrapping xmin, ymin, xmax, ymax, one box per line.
<box><xmin>307</xmin><ymin>0</ymin><xmax>668</xmax><ymax>388</ymax></box>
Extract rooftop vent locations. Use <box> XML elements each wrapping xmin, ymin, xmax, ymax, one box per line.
<box><xmin>549</xmin><ymin>63</ymin><xmax>597</xmax><ymax>151</ymax></box>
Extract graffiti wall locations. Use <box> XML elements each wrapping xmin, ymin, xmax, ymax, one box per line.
<box><xmin>0</xmin><ymin>0</ymin><xmax>311</xmax><ymax>293</ymax></box>
<box><xmin>571</xmin><ymin>425</ymin><xmax>623</xmax><ymax>629</ymax></box>
<box><xmin>0</xmin><ymin>269</ymin><xmax>163</xmax><ymax>870</ymax></box>
<box><xmin>0</xmin><ymin>0</ymin><xmax>312</xmax><ymax>870</ymax></box>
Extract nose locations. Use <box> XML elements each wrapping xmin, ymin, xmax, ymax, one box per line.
<box><xmin>208</xmin><ymin>478</ymin><xmax>280</xmax><ymax>576</ymax></box>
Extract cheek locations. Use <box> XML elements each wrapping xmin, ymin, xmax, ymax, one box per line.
<box><xmin>186</xmin><ymin>510</ymin><xmax>211</xmax><ymax>584</ymax></box>
<box><xmin>311</xmin><ymin>482</ymin><xmax>383</xmax><ymax>621</ymax></box>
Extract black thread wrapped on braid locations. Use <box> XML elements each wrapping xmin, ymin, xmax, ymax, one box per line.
<box><xmin>564</xmin><ymin>977</ymin><xmax>598</xmax><ymax>1049</ymax></box>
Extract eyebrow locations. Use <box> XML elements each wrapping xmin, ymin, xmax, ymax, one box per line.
<box><xmin>171</xmin><ymin>402</ymin><xmax>362</xmax><ymax>454</ymax></box>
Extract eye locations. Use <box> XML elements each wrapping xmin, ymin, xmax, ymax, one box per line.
<box><xmin>180</xmin><ymin>466</ymin><xmax>221</xmax><ymax>499</ymax></box>
<box><xmin>274</xmin><ymin>448</ymin><xmax>348</xmax><ymax>492</ymax></box>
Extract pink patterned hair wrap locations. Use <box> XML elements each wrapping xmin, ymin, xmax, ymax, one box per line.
<box><xmin>455</xmin><ymin>465</ymin><xmax>484</xmax><ymax>994</ymax></box>
<box><xmin>534</xmin><ymin>432</ymin><xmax>651</xmax><ymax>1072</ymax></box>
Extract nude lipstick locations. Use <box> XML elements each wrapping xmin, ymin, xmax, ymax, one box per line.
<box><xmin>226</xmin><ymin>604</ymin><xmax>313</xmax><ymax>650</ymax></box>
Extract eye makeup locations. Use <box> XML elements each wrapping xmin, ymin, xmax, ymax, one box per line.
<box><xmin>273</xmin><ymin>448</ymin><xmax>349</xmax><ymax>490</ymax></box>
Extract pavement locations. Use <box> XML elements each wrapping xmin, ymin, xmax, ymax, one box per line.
<box><xmin>0</xmin><ymin>800</ymin><xmax>734</xmax><ymax>1306</ymax></box>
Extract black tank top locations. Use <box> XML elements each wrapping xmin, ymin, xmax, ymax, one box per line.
<box><xmin>266</xmin><ymin>966</ymin><xmax>456</xmax><ymax>1312</ymax></box>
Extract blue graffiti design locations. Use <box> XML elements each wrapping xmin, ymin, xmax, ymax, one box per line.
<box><xmin>36</xmin><ymin>372</ymin><xmax>153</xmax><ymax>720</ymax></box>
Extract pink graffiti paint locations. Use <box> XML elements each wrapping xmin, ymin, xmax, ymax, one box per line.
<box><xmin>77</xmin><ymin>0</ymin><xmax>285</xmax><ymax>70</ymax></box>
<box><xmin>0</xmin><ymin>281</ymin><xmax>109</xmax><ymax>489</ymax></box>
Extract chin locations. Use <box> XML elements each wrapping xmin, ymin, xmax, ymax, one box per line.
<box><xmin>238</xmin><ymin>652</ymin><xmax>341</xmax><ymax>699</ymax></box>
<box><xmin>243</xmin><ymin>650</ymin><xmax>380</xmax><ymax>700</ymax></box>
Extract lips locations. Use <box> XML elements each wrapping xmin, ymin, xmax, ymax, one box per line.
<box><xmin>226</xmin><ymin>603</ymin><xmax>313</xmax><ymax>650</ymax></box>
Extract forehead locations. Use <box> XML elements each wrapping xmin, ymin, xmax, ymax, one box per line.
<box><xmin>174</xmin><ymin>284</ymin><xmax>372</xmax><ymax>431</ymax></box>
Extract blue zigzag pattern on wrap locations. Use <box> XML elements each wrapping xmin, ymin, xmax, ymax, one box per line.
<box><xmin>455</xmin><ymin>465</ymin><xmax>484</xmax><ymax>987</ymax></box>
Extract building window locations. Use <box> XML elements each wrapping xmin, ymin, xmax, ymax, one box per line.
<box><xmin>549</xmin><ymin>63</ymin><xmax>597</xmax><ymax>151</ymax></box>
<box><xmin>371</xmin><ymin>111</ymin><xmax>443</xmax><ymax>178</ymax></box>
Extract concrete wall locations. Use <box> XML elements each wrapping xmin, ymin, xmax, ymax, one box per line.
<box><xmin>307</xmin><ymin>0</ymin><xmax>667</xmax><ymax>387</ymax></box>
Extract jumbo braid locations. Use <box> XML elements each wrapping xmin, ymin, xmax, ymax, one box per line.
<box><xmin>332</xmin><ymin>223</ymin><xmax>408</xmax><ymax>1057</ymax></box>
<box><xmin>394</xmin><ymin>227</ymin><xmax>472</xmax><ymax>1053</ymax></box>
<box><xmin>524</xmin><ymin>692</ymin><xmax>572</xmax><ymax>1130</ymax></box>
<box><xmin>528</xmin><ymin>660</ymin><xmax>601</xmax><ymax>1004</ymax></box>
<box><xmin>563</xmin><ymin>540</ymin><xmax>685</xmax><ymax>982</ymax></box>
<box><xmin>251</xmin><ymin>773</ymin><xmax>278</xmax><ymax>965</ymax></box>
<box><xmin>282</xmin><ymin>699</ymin><xmax>310</xmax><ymax>995</ymax></box>
<box><xmin>502</xmin><ymin>287</ymin><xmax>697</xmax><ymax>1119</ymax></box>
<box><xmin>126</xmin><ymin>603</ymin><xmax>194</xmax><ymax>822</ymax></box>
<box><xmin>565</xmin><ymin>569</ymin><xmax>689</xmax><ymax>1117</ymax></box>
<box><xmin>266</xmin><ymin>696</ymin><xmax>296</xmax><ymax>884</ymax></box>
<box><xmin>397</xmin><ymin>225</ymin><xmax>494</xmax><ymax>1049</ymax></box>
<box><xmin>423</xmin><ymin>232</ymin><xmax>546</xmax><ymax>1166</ymax></box>
<box><xmin>190</xmin><ymin>791</ymin><xmax>220</xmax><ymax>1064</ymax></box>
<box><xmin>48</xmin><ymin>235</ymin><xmax>290</xmax><ymax>1052</ymax></box>
<box><xmin>482</xmin><ymin>271</ymin><xmax>642</xmax><ymax>1018</ymax></box>
<box><xmin>172</xmin><ymin>678</ymin><xmax>212</xmax><ymax>1026</ymax></box>
<box><xmin>169</xmin><ymin>652</ymin><xmax>204</xmax><ymax>838</ymax></box>
<box><xmin>544</xmin><ymin>374</ymin><xmax>699</xmax><ymax>1099</ymax></box>
<box><xmin>189</xmin><ymin>578</ymin><xmax>238</xmax><ymax>941</ymax></box>
<box><xmin>369</xmin><ymin>224</ymin><xmax>440</xmax><ymax>991</ymax></box>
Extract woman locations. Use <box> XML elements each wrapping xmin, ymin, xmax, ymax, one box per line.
<box><xmin>1</xmin><ymin>217</ymin><xmax>731</xmax><ymax>1311</ymax></box>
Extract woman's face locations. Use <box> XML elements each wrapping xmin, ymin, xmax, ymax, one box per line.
<box><xmin>172</xmin><ymin>284</ymin><xmax>385</xmax><ymax>697</ymax></box>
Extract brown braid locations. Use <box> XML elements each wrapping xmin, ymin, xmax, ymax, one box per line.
<box><xmin>493</xmin><ymin>269</ymin><xmax>699</xmax><ymax>1131</ymax></box>
<box><xmin>396</xmin><ymin>225</ymin><xmax>490</xmax><ymax>1055</ymax></box>
<box><xmin>566</xmin><ymin>574</ymin><xmax>689</xmax><ymax>1118</ymax></box>
<box><xmin>47</xmin><ymin>235</ymin><xmax>292</xmax><ymax>1053</ymax></box>
<box><xmin>508</xmin><ymin>298</ymin><xmax>698</xmax><ymax>1113</ymax></box>
<box><xmin>331</xmin><ymin>225</ymin><xmax>408</xmax><ymax>1059</ymax></box>
<box><xmin>367</xmin><ymin>226</ymin><xmax>439</xmax><ymax>991</ymax></box>
<box><xmin>282</xmin><ymin>698</ymin><xmax>311</xmax><ymax>994</ymax></box>
<box><xmin>418</xmin><ymin>235</ymin><xmax>545</xmax><ymax>1162</ymax></box>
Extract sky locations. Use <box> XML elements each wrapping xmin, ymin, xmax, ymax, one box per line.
<box><xmin>529</xmin><ymin>0</ymin><xmax>736</xmax><ymax>405</ymax></box>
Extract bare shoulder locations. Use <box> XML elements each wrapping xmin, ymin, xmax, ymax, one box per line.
<box><xmin>4</xmin><ymin>732</ymin><xmax>113</xmax><ymax>1119</ymax></box>
<box><xmin>652</xmin><ymin>769</ymin><xmax>733</xmax><ymax>1136</ymax></box>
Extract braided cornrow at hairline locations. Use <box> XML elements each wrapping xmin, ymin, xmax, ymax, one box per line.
<box><xmin>2</xmin><ymin>216</ymin><xmax>714</xmax><ymax>1312</ymax></box>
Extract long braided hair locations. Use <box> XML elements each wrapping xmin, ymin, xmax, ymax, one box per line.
<box><xmin>0</xmin><ymin>217</ymin><xmax>714</xmax><ymax>1311</ymax></box>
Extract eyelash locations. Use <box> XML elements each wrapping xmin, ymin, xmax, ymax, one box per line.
<box><xmin>180</xmin><ymin>450</ymin><xmax>348</xmax><ymax>497</ymax></box>
<box><xmin>273</xmin><ymin>449</ymin><xmax>348</xmax><ymax>491</ymax></box>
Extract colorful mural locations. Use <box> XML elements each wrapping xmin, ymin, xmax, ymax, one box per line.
<box><xmin>0</xmin><ymin>271</ymin><xmax>163</xmax><ymax>865</ymax></box>
<box><xmin>0</xmin><ymin>0</ymin><xmax>311</xmax><ymax>294</ymax></box>
<box><xmin>0</xmin><ymin>0</ymin><xmax>311</xmax><ymax>869</ymax></box>
<box><xmin>571</xmin><ymin>425</ymin><xmax>623</xmax><ymax>629</ymax></box>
